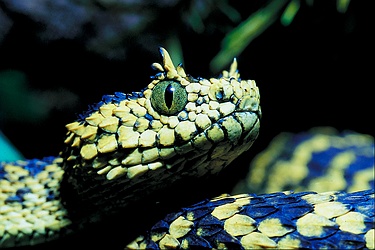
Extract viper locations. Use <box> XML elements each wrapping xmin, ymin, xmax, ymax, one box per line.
<box><xmin>0</xmin><ymin>48</ymin><xmax>373</xmax><ymax>249</ymax></box>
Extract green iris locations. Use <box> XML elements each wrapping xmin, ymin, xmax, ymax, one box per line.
<box><xmin>151</xmin><ymin>81</ymin><xmax>188</xmax><ymax>115</ymax></box>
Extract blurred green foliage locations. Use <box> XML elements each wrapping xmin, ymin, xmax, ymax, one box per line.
<box><xmin>209</xmin><ymin>0</ymin><xmax>352</xmax><ymax>72</ymax></box>
<box><xmin>0</xmin><ymin>0</ymin><xmax>353</xmax><ymax>72</ymax></box>
<box><xmin>210</xmin><ymin>0</ymin><xmax>289</xmax><ymax>72</ymax></box>
<box><xmin>0</xmin><ymin>70</ymin><xmax>49</xmax><ymax>123</ymax></box>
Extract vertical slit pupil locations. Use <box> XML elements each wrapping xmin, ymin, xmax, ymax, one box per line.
<box><xmin>165</xmin><ymin>83</ymin><xmax>175</xmax><ymax>109</ymax></box>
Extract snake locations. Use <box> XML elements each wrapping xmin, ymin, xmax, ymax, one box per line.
<box><xmin>0</xmin><ymin>47</ymin><xmax>374</xmax><ymax>249</ymax></box>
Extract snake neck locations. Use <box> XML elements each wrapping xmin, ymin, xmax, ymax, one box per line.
<box><xmin>58</xmin><ymin>47</ymin><xmax>261</xmax><ymax>221</ymax></box>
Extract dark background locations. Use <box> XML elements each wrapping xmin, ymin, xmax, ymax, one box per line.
<box><xmin>0</xmin><ymin>0</ymin><xmax>373</xmax><ymax>249</ymax></box>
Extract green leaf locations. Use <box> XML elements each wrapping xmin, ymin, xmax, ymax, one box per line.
<box><xmin>281</xmin><ymin>0</ymin><xmax>301</xmax><ymax>26</ymax></box>
<box><xmin>210</xmin><ymin>0</ymin><xmax>289</xmax><ymax>73</ymax></box>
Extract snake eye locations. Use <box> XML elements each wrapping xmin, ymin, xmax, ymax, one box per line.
<box><xmin>151</xmin><ymin>80</ymin><xmax>188</xmax><ymax>115</ymax></box>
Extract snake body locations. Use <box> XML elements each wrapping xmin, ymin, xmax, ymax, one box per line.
<box><xmin>0</xmin><ymin>48</ymin><xmax>374</xmax><ymax>249</ymax></box>
<box><xmin>128</xmin><ymin>190</ymin><xmax>374</xmax><ymax>249</ymax></box>
<box><xmin>129</xmin><ymin>128</ymin><xmax>374</xmax><ymax>249</ymax></box>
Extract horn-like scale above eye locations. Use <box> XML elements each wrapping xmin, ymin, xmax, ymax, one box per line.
<box><xmin>151</xmin><ymin>80</ymin><xmax>188</xmax><ymax>115</ymax></box>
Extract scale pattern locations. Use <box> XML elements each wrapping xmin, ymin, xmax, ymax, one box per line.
<box><xmin>0</xmin><ymin>157</ymin><xmax>71</xmax><ymax>247</ymax></box>
<box><xmin>0</xmin><ymin>47</ymin><xmax>261</xmax><ymax>247</ymax></box>
<box><xmin>59</xmin><ymin>47</ymin><xmax>261</xmax><ymax>216</ymax></box>
<box><xmin>233</xmin><ymin>127</ymin><xmax>375</xmax><ymax>195</ymax></box>
<box><xmin>127</xmin><ymin>190</ymin><xmax>374</xmax><ymax>249</ymax></box>
<box><xmin>0</xmin><ymin>48</ymin><xmax>374</xmax><ymax>249</ymax></box>
<box><xmin>127</xmin><ymin>129</ymin><xmax>375</xmax><ymax>249</ymax></box>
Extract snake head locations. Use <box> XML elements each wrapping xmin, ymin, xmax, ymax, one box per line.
<box><xmin>60</xmin><ymin>48</ymin><xmax>261</xmax><ymax>212</ymax></box>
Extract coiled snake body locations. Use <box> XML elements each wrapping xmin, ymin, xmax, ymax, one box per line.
<box><xmin>0</xmin><ymin>48</ymin><xmax>374</xmax><ymax>249</ymax></box>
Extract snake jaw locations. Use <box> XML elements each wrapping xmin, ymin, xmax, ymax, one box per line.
<box><xmin>60</xmin><ymin>48</ymin><xmax>261</xmax><ymax>215</ymax></box>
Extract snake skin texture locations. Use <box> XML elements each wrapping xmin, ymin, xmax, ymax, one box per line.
<box><xmin>0</xmin><ymin>47</ymin><xmax>261</xmax><ymax>247</ymax></box>
<box><xmin>233</xmin><ymin>127</ymin><xmax>374</xmax><ymax>195</ymax></box>
<box><xmin>0</xmin><ymin>48</ymin><xmax>374</xmax><ymax>249</ymax></box>
<box><xmin>128</xmin><ymin>128</ymin><xmax>374</xmax><ymax>249</ymax></box>
<box><xmin>59</xmin><ymin>47</ymin><xmax>261</xmax><ymax>222</ymax></box>
<box><xmin>128</xmin><ymin>190</ymin><xmax>374</xmax><ymax>249</ymax></box>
